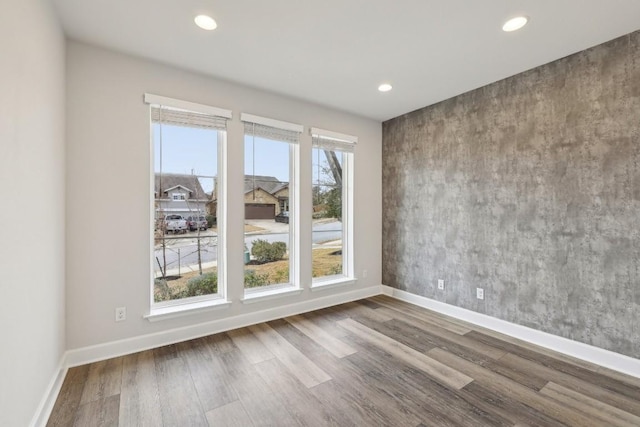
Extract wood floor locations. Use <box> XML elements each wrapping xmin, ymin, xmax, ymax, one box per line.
<box><xmin>47</xmin><ymin>296</ymin><xmax>640</xmax><ymax>426</ymax></box>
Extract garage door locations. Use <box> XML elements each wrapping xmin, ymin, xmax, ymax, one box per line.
<box><xmin>245</xmin><ymin>203</ymin><xmax>275</xmax><ymax>219</ymax></box>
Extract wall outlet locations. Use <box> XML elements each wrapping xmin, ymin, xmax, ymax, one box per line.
<box><xmin>437</xmin><ymin>279</ymin><xmax>444</xmax><ymax>290</ymax></box>
<box><xmin>476</xmin><ymin>288</ymin><xmax>484</xmax><ymax>300</ymax></box>
<box><xmin>362</xmin><ymin>269</ymin><xmax>368</xmax><ymax>278</ymax></box>
<box><xmin>115</xmin><ymin>307</ymin><xmax>127</xmax><ymax>322</ymax></box>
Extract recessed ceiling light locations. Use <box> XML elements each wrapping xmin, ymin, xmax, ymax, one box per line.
<box><xmin>502</xmin><ymin>16</ymin><xmax>528</xmax><ymax>32</ymax></box>
<box><xmin>378</xmin><ymin>83</ymin><xmax>393</xmax><ymax>92</ymax></box>
<box><xmin>195</xmin><ymin>14</ymin><xmax>217</xmax><ymax>31</ymax></box>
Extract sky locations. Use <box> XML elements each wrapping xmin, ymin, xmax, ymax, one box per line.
<box><xmin>153</xmin><ymin>123</ymin><xmax>340</xmax><ymax>192</ymax></box>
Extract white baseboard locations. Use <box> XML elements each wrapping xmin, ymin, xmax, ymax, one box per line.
<box><xmin>382</xmin><ymin>285</ymin><xmax>640</xmax><ymax>379</ymax></box>
<box><xmin>30</xmin><ymin>356</ymin><xmax>67</xmax><ymax>427</ymax></box>
<box><xmin>65</xmin><ymin>285</ymin><xmax>382</xmax><ymax>368</ymax></box>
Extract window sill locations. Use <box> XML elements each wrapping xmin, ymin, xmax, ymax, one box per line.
<box><xmin>311</xmin><ymin>277</ymin><xmax>357</xmax><ymax>292</ymax></box>
<box><xmin>145</xmin><ymin>298</ymin><xmax>231</xmax><ymax>322</ymax></box>
<box><xmin>241</xmin><ymin>286</ymin><xmax>303</xmax><ymax>304</ymax></box>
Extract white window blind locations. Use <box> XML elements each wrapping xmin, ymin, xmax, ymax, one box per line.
<box><xmin>242</xmin><ymin>113</ymin><xmax>303</xmax><ymax>144</ymax></box>
<box><xmin>311</xmin><ymin>127</ymin><xmax>357</xmax><ymax>153</ymax></box>
<box><xmin>145</xmin><ymin>93</ymin><xmax>232</xmax><ymax>131</ymax></box>
<box><xmin>151</xmin><ymin>107</ymin><xmax>228</xmax><ymax>130</ymax></box>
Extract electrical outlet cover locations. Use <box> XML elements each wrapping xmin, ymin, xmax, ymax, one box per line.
<box><xmin>115</xmin><ymin>307</ymin><xmax>126</xmax><ymax>322</ymax></box>
<box><xmin>437</xmin><ymin>279</ymin><xmax>444</xmax><ymax>290</ymax></box>
<box><xmin>476</xmin><ymin>288</ymin><xmax>484</xmax><ymax>300</ymax></box>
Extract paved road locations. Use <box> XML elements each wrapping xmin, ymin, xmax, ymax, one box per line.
<box><xmin>153</xmin><ymin>232</ymin><xmax>218</xmax><ymax>275</ymax></box>
<box><xmin>154</xmin><ymin>220</ymin><xmax>342</xmax><ymax>275</ymax></box>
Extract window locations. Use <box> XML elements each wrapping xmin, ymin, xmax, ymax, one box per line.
<box><xmin>146</xmin><ymin>94</ymin><xmax>231</xmax><ymax>307</ymax></box>
<box><xmin>311</xmin><ymin>128</ymin><xmax>355</xmax><ymax>284</ymax></box>
<box><xmin>242</xmin><ymin>114</ymin><xmax>302</xmax><ymax>296</ymax></box>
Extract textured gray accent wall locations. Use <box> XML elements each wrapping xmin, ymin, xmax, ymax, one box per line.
<box><xmin>382</xmin><ymin>31</ymin><xmax>640</xmax><ymax>358</ymax></box>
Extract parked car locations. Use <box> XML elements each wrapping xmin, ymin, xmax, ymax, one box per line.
<box><xmin>186</xmin><ymin>215</ymin><xmax>208</xmax><ymax>231</ymax></box>
<box><xmin>274</xmin><ymin>211</ymin><xmax>289</xmax><ymax>224</ymax></box>
<box><xmin>163</xmin><ymin>214</ymin><xmax>188</xmax><ymax>233</ymax></box>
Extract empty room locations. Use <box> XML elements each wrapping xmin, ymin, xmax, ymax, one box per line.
<box><xmin>2</xmin><ymin>1</ymin><xmax>640</xmax><ymax>426</ymax></box>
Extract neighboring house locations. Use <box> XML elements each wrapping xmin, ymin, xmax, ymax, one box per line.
<box><xmin>208</xmin><ymin>175</ymin><xmax>289</xmax><ymax>219</ymax></box>
<box><xmin>272</xmin><ymin>184</ymin><xmax>289</xmax><ymax>214</ymax></box>
<box><xmin>244</xmin><ymin>175</ymin><xmax>289</xmax><ymax>219</ymax></box>
<box><xmin>155</xmin><ymin>173</ymin><xmax>210</xmax><ymax>219</ymax></box>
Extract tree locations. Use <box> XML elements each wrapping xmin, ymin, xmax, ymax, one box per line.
<box><xmin>313</xmin><ymin>153</ymin><xmax>342</xmax><ymax>221</ymax></box>
<box><xmin>324</xmin><ymin>187</ymin><xmax>342</xmax><ymax>220</ymax></box>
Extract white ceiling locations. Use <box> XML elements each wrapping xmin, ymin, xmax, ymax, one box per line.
<box><xmin>51</xmin><ymin>0</ymin><xmax>640</xmax><ymax>122</ymax></box>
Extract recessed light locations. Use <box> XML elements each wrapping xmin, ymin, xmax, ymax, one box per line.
<box><xmin>195</xmin><ymin>14</ymin><xmax>217</xmax><ymax>31</ymax></box>
<box><xmin>502</xmin><ymin>16</ymin><xmax>528</xmax><ymax>32</ymax></box>
<box><xmin>378</xmin><ymin>83</ymin><xmax>393</xmax><ymax>92</ymax></box>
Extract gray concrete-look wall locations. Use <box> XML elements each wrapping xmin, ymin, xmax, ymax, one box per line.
<box><xmin>382</xmin><ymin>31</ymin><xmax>640</xmax><ymax>358</ymax></box>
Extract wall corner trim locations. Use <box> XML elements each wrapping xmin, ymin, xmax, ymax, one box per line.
<box><xmin>29</xmin><ymin>354</ymin><xmax>68</xmax><ymax>427</ymax></box>
<box><xmin>382</xmin><ymin>285</ymin><xmax>640</xmax><ymax>379</ymax></box>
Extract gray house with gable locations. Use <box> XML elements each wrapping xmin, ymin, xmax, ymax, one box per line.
<box><xmin>154</xmin><ymin>173</ymin><xmax>210</xmax><ymax>219</ymax></box>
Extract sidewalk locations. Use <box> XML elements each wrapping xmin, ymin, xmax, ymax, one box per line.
<box><xmin>157</xmin><ymin>260</ymin><xmax>218</xmax><ymax>277</ymax></box>
<box><xmin>245</xmin><ymin>219</ymin><xmax>288</xmax><ymax>234</ymax></box>
<box><xmin>245</xmin><ymin>218</ymin><xmax>339</xmax><ymax>234</ymax></box>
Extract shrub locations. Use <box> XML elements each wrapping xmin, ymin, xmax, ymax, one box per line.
<box><xmin>273</xmin><ymin>268</ymin><xmax>289</xmax><ymax>283</ymax></box>
<box><xmin>206</xmin><ymin>214</ymin><xmax>217</xmax><ymax>228</ymax></box>
<box><xmin>272</xmin><ymin>241</ymin><xmax>287</xmax><ymax>256</ymax></box>
<box><xmin>329</xmin><ymin>264</ymin><xmax>343</xmax><ymax>275</ymax></box>
<box><xmin>244</xmin><ymin>269</ymin><xmax>270</xmax><ymax>288</ymax></box>
<box><xmin>184</xmin><ymin>272</ymin><xmax>218</xmax><ymax>296</ymax></box>
<box><xmin>154</xmin><ymin>278</ymin><xmax>171</xmax><ymax>302</ymax></box>
<box><xmin>251</xmin><ymin>239</ymin><xmax>287</xmax><ymax>263</ymax></box>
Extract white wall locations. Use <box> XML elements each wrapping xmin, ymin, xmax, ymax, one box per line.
<box><xmin>66</xmin><ymin>41</ymin><xmax>381</xmax><ymax>351</ymax></box>
<box><xmin>0</xmin><ymin>1</ymin><xmax>66</xmax><ymax>426</ymax></box>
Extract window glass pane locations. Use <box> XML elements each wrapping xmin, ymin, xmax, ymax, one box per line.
<box><xmin>312</xmin><ymin>147</ymin><xmax>344</xmax><ymax>279</ymax></box>
<box><xmin>153</xmin><ymin>122</ymin><xmax>220</xmax><ymax>303</ymax></box>
<box><xmin>243</xmin><ymin>134</ymin><xmax>292</xmax><ymax>292</ymax></box>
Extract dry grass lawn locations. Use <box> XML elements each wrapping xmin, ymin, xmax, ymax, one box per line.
<box><xmin>157</xmin><ymin>247</ymin><xmax>342</xmax><ymax>300</ymax></box>
<box><xmin>312</xmin><ymin>248</ymin><xmax>343</xmax><ymax>277</ymax></box>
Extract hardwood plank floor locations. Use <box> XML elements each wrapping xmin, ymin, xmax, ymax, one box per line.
<box><xmin>284</xmin><ymin>314</ymin><xmax>357</xmax><ymax>358</ymax></box>
<box><xmin>48</xmin><ymin>296</ymin><xmax>640</xmax><ymax>426</ymax></box>
<box><xmin>118</xmin><ymin>350</ymin><xmax>161</xmax><ymax>427</ymax></box>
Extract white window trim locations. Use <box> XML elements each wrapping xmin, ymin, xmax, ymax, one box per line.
<box><xmin>241</xmin><ymin>113</ymin><xmax>303</xmax><ymax>133</ymax></box>
<box><xmin>144</xmin><ymin>93</ymin><xmax>232</xmax><ymax>118</ymax></box>
<box><xmin>310</xmin><ymin>127</ymin><xmax>358</xmax><ymax>144</ymax></box>
<box><xmin>145</xmin><ymin>297</ymin><xmax>231</xmax><ymax>322</ymax></box>
<box><xmin>148</xmin><ymin>96</ymin><xmax>229</xmax><ymax>314</ymax></box>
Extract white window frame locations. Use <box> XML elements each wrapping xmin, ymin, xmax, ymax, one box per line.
<box><xmin>241</xmin><ymin>113</ymin><xmax>303</xmax><ymax>301</ymax></box>
<box><xmin>172</xmin><ymin>193</ymin><xmax>186</xmax><ymax>201</ymax></box>
<box><xmin>310</xmin><ymin>127</ymin><xmax>356</xmax><ymax>288</ymax></box>
<box><xmin>145</xmin><ymin>94</ymin><xmax>232</xmax><ymax>319</ymax></box>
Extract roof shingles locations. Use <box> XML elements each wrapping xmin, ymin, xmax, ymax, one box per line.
<box><xmin>155</xmin><ymin>173</ymin><xmax>208</xmax><ymax>200</ymax></box>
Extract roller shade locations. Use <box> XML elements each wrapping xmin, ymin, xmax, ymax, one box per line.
<box><xmin>311</xmin><ymin>127</ymin><xmax>357</xmax><ymax>153</ymax></box>
<box><xmin>145</xmin><ymin>93</ymin><xmax>232</xmax><ymax>131</ymax></box>
<box><xmin>242</xmin><ymin>113</ymin><xmax>303</xmax><ymax>144</ymax></box>
<box><xmin>151</xmin><ymin>106</ymin><xmax>227</xmax><ymax>130</ymax></box>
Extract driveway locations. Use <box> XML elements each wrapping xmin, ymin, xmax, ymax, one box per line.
<box><xmin>245</xmin><ymin>219</ymin><xmax>289</xmax><ymax>234</ymax></box>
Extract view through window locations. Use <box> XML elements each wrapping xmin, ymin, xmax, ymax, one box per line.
<box><xmin>243</xmin><ymin>117</ymin><xmax>300</xmax><ymax>294</ymax></box>
<box><xmin>151</xmin><ymin>104</ymin><xmax>226</xmax><ymax>304</ymax></box>
<box><xmin>312</xmin><ymin>129</ymin><xmax>355</xmax><ymax>283</ymax></box>
<box><xmin>312</xmin><ymin>147</ymin><xmax>344</xmax><ymax>278</ymax></box>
